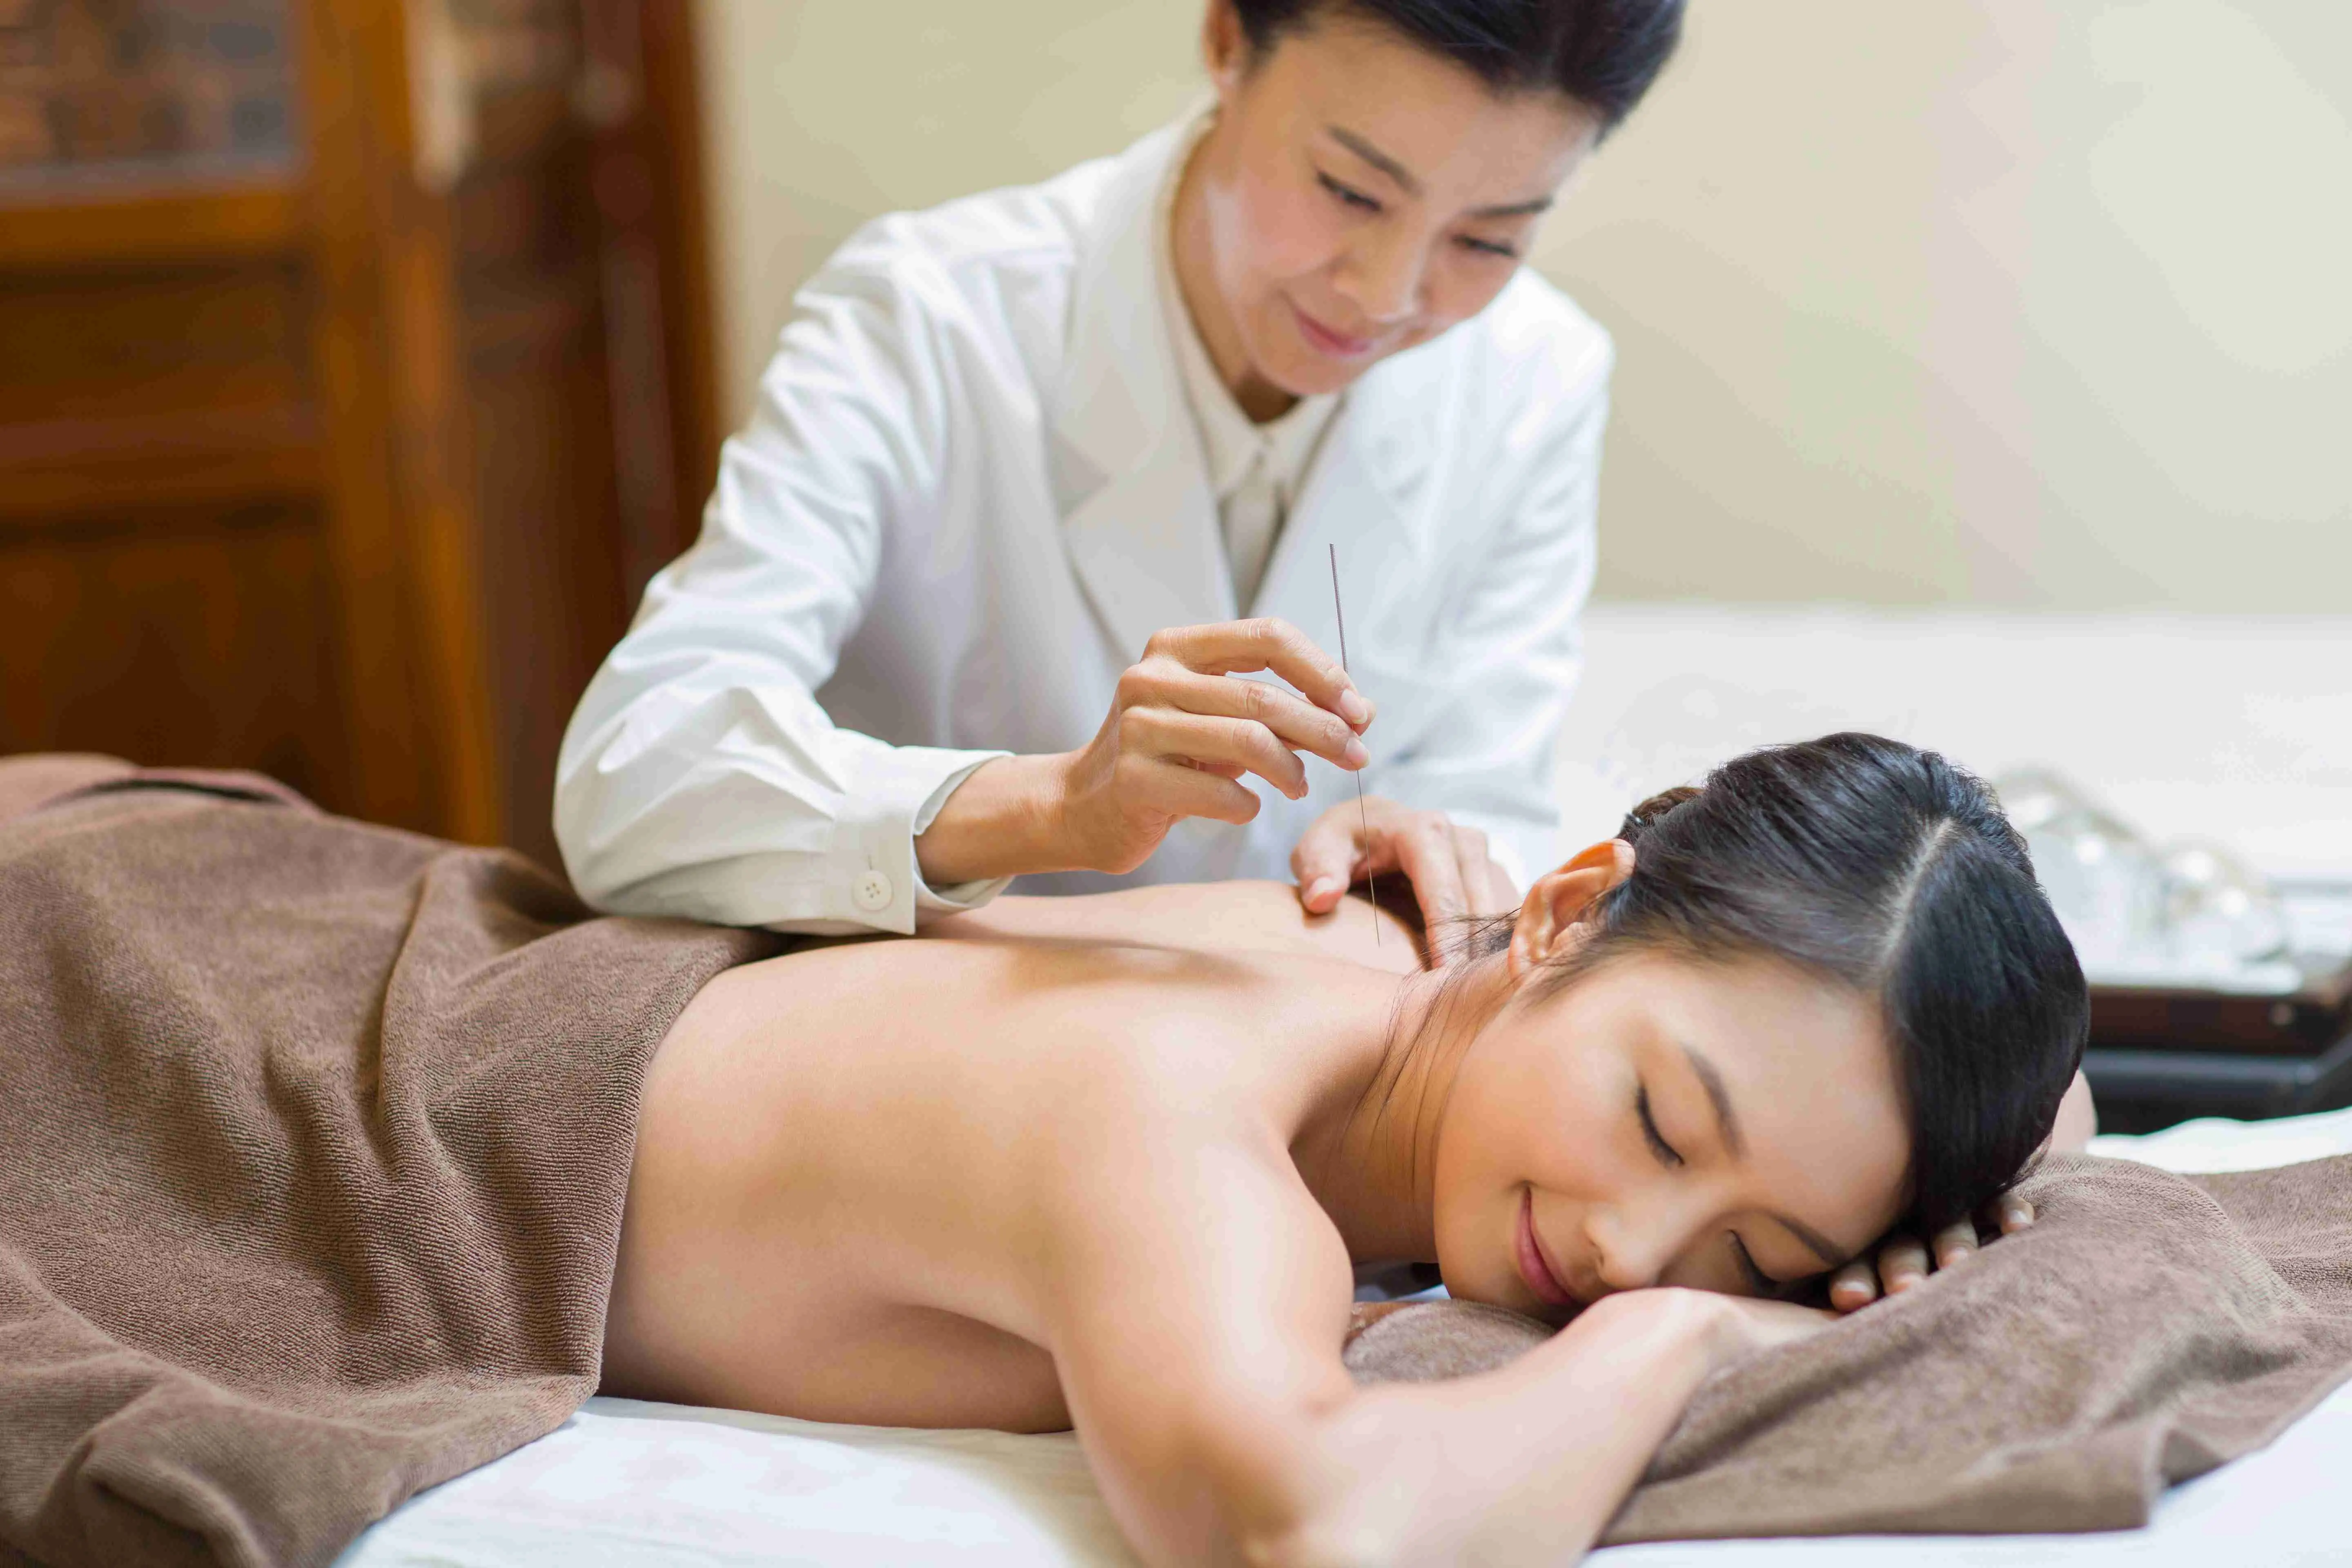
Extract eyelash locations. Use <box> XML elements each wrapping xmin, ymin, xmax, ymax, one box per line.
<box><xmin>1314</xmin><ymin>172</ymin><xmax>1520</xmax><ymax>260</ymax></box>
<box><xmin>1316</xmin><ymin>171</ymin><xmax>1381</xmax><ymax>213</ymax></box>
<box><xmin>1730</xmin><ymin>1232</ymin><xmax>1774</xmax><ymax>1295</ymax></box>
<box><xmin>1635</xmin><ymin>1084</ymin><xmax>1683</xmax><ymax>1169</ymax></box>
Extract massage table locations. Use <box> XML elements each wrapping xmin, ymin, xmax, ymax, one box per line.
<box><xmin>337</xmin><ymin>606</ymin><xmax>2352</xmax><ymax>1566</ymax></box>
<box><xmin>330</xmin><ymin>1108</ymin><xmax>2352</xmax><ymax>1568</ymax></box>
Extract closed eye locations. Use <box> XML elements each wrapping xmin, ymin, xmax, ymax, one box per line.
<box><xmin>1729</xmin><ymin>1232</ymin><xmax>1776</xmax><ymax>1295</ymax></box>
<box><xmin>1636</xmin><ymin>1083</ymin><xmax>1683</xmax><ymax>1169</ymax></box>
<box><xmin>1316</xmin><ymin>171</ymin><xmax>1382</xmax><ymax>214</ymax></box>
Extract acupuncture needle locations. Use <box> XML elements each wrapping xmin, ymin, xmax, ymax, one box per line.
<box><xmin>1327</xmin><ymin>543</ymin><xmax>1378</xmax><ymax>943</ymax></box>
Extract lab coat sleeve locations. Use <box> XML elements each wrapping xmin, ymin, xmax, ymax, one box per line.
<box><xmin>1373</xmin><ymin>359</ymin><xmax>1610</xmax><ymax>893</ymax></box>
<box><xmin>554</xmin><ymin>250</ymin><xmax>1013</xmax><ymax>935</ymax></box>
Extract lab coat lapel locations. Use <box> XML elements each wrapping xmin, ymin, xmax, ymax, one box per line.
<box><xmin>1050</xmin><ymin>117</ymin><xmax>1236</xmax><ymax>661</ymax></box>
<box><xmin>1253</xmin><ymin>367</ymin><xmax>1434</xmax><ymax>660</ymax></box>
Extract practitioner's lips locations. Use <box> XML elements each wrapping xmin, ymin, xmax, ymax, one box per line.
<box><xmin>1289</xmin><ymin>298</ymin><xmax>1383</xmax><ymax>361</ymax></box>
<box><xmin>1515</xmin><ymin>1187</ymin><xmax>1580</xmax><ymax>1309</ymax></box>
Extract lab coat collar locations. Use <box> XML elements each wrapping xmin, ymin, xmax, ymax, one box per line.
<box><xmin>1050</xmin><ymin>109</ymin><xmax>1431</xmax><ymax>655</ymax></box>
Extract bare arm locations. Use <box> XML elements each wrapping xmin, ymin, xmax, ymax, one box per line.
<box><xmin>1043</xmin><ymin>1137</ymin><xmax>1800</xmax><ymax>1567</ymax></box>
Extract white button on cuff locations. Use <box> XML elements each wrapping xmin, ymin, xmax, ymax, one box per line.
<box><xmin>852</xmin><ymin>869</ymin><xmax>894</xmax><ymax>912</ymax></box>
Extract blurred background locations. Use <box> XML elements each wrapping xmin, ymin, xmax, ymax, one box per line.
<box><xmin>5</xmin><ymin>0</ymin><xmax>2348</xmax><ymax>876</ymax></box>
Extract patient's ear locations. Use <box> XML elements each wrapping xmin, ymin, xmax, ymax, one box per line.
<box><xmin>1507</xmin><ymin>840</ymin><xmax>1634</xmax><ymax>978</ymax></box>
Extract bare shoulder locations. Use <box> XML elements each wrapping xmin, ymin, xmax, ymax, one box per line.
<box><xmin>932</xmin><ymin>881</ymin><xmax>1422</xmax><ymax>973</ymax></box>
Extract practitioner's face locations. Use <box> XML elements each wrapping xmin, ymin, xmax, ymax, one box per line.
<box><xmin>1430</xmin><ymin>855</ymin><xmax>1913</xmax><ymax>1324</ymax></box>
<box><xmin>1181</xmin><ymin>0</ymin><xmax>1596</xmax><ymax>412</ymax></box>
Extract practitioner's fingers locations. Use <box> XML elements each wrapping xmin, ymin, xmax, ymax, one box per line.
<box><xmin>1876</xmin><ymin>1234</ymin><xmax>1931</xmax><ymax>1296</ymax></box>
<box><xmin>1120</xmin><ymin>707</ymin><xmax>1316</xmax><ymax>801</ymax></box>
<box><xmin>1829</xmin><ymin>1259</ymin><xmax>1879</xmax><ymax>1314</ymax></box>
<box><xmin>1125</xmin><ymin>755</ymin><xmax>1265</xmax><ymax>829</ymax></box>
<box><xmin>1387</xmin><ymin>808</ymin><xmax>1473</xmax><ymax>937</ymax></box>
<box><xmin>1448</xmin><ymin>821</ymin><xmax>1519</xmax><ymax>918</ymax></box>
<box><xmin>1932</xmin><ymin>1218</ymin><xmax>1980</xmax><ymax>1271</ymax></box>
<box><xmin>1142</xmin><ymin>619</ymin><xmax>1373</xmax><ymax>732</ymax></box>
<box><xmin>1119</xmin><ymin>659</ymin><xmax>1368</xmax><ymax>773</ymax></box>
<box><xmin>1292</xmin><ymin>804</ymin><xmax>1365</xmax><ymax>914</ymax></box>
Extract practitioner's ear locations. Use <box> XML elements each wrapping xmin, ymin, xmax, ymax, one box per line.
<box><xmin>1201</xmin><ymin>0</ymin><xmax>1250</xmax><ymax>98</ymax></box>
<box><xmin>1507</xmin><ymin>840</ymin><xmax>1635</xmax><ymax>978</ymax></box>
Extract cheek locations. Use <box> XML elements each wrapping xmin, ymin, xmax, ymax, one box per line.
<box><xmin>1216</xmin><ymin>170</ymin><xmax>1348</xmax><ymax>303</ymax></box>
<box><xmin>1440</xmin><ymin>1025</ymin><xmax>1613</xmax><ymax>1197</ymax></box>
<box><xmin>1416</xmin><ymin>256</ymin><xmax>1519</xmax><ymax>336</ymax></box>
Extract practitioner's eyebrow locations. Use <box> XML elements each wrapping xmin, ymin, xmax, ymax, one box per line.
<box><xmin>1323</xmin><ymin>125</ymin><xmax>1557</xmax><ymax>219</ymax></box>
<box><xmin>1326</xmin><ymin>126</ymin><xmax>1420</xmax><ymax>194</ymax></box>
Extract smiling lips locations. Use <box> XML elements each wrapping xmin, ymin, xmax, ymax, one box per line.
<box><xmin>1289</xmin><ymin>299</ymin><xmax>1383</xmax><ymax>361</ymax></box>
<box><xmin>1515</xmin><ymin>1187</ymin><xmax>1580</xmax><ymax>1308</ymax></box>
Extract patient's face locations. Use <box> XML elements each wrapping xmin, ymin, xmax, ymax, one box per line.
<box><xmin>1431</xmin><ymin>951</ymin><xmax>1911</xmax><ymax>1323</ymax></box>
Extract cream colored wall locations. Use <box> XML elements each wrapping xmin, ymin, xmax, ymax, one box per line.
<box><xmin>692</xmin><ymin>2</ymin><xmax>2352</xmax><ymax>610</ymax></box>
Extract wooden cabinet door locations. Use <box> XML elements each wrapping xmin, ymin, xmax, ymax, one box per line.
<box><xmin>0</xmin><ymin>0</ymin><xmax>715</xmax><ymax>868</ymax></box>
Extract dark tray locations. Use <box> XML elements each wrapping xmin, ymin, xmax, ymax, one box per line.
<box><xmin>2089</xmin><ymin>960</ymin><xmax>2352</xmax><ymax>1058</ymax></box>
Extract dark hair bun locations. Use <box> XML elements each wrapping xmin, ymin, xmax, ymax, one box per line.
<box><xmin>1617</xmin><ymin>784</ymin><xmax>1701</xmax><ymax>846</ymax></box>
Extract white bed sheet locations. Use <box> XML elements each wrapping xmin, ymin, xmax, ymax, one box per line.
<box><xmin>339</xmin><ymin>1107</ymin><xmax>2352</xmax><ymax>1568</ymax></box>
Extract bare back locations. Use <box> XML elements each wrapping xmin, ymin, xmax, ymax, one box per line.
<box><xmin>599</xmin><ymin>884</ymin><xmax>1417</xmax><ymax>1431</ymax></box>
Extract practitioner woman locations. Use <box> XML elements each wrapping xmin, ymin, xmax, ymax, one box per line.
<box><xmin>556</xmin><ymin>0</ymin><xmax>1684</xmax><ymax>944</ymax></box>
<box><xmin>601</xmin><ymin>735</ymin><xmax>2091</xmax><ymax>1565</ymax></box>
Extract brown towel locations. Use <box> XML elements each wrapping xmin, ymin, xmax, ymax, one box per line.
<box><xmin>1346</xmin><ymin>1152</ymin><xmax>2352</xmax><ymax>1542</ymax></box>
<box><xmin>0</xmin><ymin>763</ymin><xmax>779</xmax><ymax>1568</ymax></box>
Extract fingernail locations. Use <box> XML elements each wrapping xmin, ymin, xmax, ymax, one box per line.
<box><xmin>1338</xmin><ymin>688</ymin><xmax>1371</xmax><ymax>726</ymax></box>
<box><xmin>1342</xmin><ymin>737</ymin><xmax>1368</xmax><ymax>768</ymax></box>
<box><xmin>1308</xmin><ymin>877</ymin><xmax>1341</xmax><ymax>904</ymax></box>
<box><xmin>1939</xmin><ymin>1247</ymin><xmax>1972</xmax><ymax>1270</ymax></box>
<box><xmin>1888</xmin><ymin>1272</ymin><xmax>1923</xmax><ymax>1293</ymax></box>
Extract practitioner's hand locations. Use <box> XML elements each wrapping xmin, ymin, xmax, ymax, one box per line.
<box><xmin>1827</xmin><ymin>1191</ymin><xmax>2036</xmax><ymax>1314</ymax></box>
<box><xmin>1292</xmin><ymin>795</ymin><xmax>1520</xmax><ymax>956</ymax></box>
<box><xmin>916</xmin><ymin>619</ymin><xmax>1373</xmax><ymax>886</ymax></box>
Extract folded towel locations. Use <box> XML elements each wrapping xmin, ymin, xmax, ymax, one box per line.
<box><xmin>0</xmin><ymin>764</ymin><xmax>779</xmax><ymax>1568</ymax></box>
<box><xmin>1346</xmin><ymin>1152</ymin><xmax>2352</xmax><ymax>1542</ymax></box>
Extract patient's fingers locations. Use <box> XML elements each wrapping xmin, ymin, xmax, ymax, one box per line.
<box><xmin>1877</xmin><ymin>1234</ymin><xmax>1930</xmax><ymax>1296</ymax></box>
<box><xmin>1828</xmin><ymin>1259</ymin><xmax>1878</xmax><ymax>1313</ymax></box>
<box><xmin>1993</xmin><ymin>1193</ymin><xmax>2034</xmax><ymax>1234</ymax></box>
<box><xmin>1931</xmin><ymin>1219</ymin><xmax>1978</xmax><ymax>1271</ymax></box>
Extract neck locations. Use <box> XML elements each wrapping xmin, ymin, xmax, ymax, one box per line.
<box><xmin>1294</xmin><ymin>954</ymin><xmax>1514</xmax><ymax>1264</ymax></box>
<box><xmin>1171</xmin><ymin>117</ymin><xmax>1299</xmax><ymax>424</ymax></box>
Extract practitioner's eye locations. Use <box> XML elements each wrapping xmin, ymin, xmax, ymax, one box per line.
<box><xmin>1316</xmin><ymin>171</ymin><xmax>1382</xmax><ymax>213</ymax></box>
<box><xmin>1729</xmin><ymin>1232</ymin><xmax>1775</xmax><ymax>1295</ymax></box>
<box><xmin>1456</xmin><ymin>235</ymin><xmax>1519</xmax><ymax>260</ymax></box>
<box><xmin>1636</xmin><ymin>1083</ymin><xmax>1683</xmax><ymax>1169</ymax></box>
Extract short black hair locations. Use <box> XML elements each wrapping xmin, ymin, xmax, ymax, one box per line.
<box><xmin>1230</xmin><ymin>0</ymin><xmax>1685</xmax><ymax>134</ymax></box>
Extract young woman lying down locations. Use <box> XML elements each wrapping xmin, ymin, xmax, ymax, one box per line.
<box><xmin>0</xmin><ymin>734</ymin><xmax>2088</xmax><ymax>1568</ymax></box>
<box><xmin>597</xmin><ymin>732</ymin><xmax>2090</xmax><ymax>1564</ymax></box>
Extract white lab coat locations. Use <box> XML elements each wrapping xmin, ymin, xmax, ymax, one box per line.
<box><xmin>556</xmin><ymin>114</ymin><xmax>1612</xmax><ymax>935</ymax></box>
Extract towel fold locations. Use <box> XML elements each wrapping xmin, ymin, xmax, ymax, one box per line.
<box><xmin>1346</xmin><ymin>1152</ymin><xmax>2352</xmax><ymax>1542</ymax></box>
<box><xmin>0</xmin><ymin>762</ymin><xmax>778</xmax><ymax>1568</ymax></box>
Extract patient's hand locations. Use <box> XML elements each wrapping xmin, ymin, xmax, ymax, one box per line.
<box><xmin>1828</xmin><ymin>1192</ymin><xmax>2036</xmax><ymax>1313</ymax></box>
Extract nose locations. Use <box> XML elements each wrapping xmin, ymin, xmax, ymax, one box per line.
<box><xmin>1584</xmin><ymin>1204</ymin><xmax>1678</xmax><ymax>1294</ymax></box>
<box><xmin>1333</xmin><ymin>226</ymin><xmax>1425</xmax><ymax>327</ymax></box>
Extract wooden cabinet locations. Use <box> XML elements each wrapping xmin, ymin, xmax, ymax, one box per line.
<box><xmin>0</xmin><ymin>0</ymin><xmax>716</xmax><ymax>870</ymax></box>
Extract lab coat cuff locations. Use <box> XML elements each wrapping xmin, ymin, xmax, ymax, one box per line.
<box><xmin>824</xmin><ymin>745</ymin><xmax>1014</xmax><ymax>934</ymax></box>
<box><xmin>909</xmin><ymin>755</ymin><xmax>1015</xmax><ymax>916</ymax></box>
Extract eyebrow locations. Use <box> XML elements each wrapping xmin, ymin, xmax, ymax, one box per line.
<box><xmin>1680</xmin><ymin>1042</ymin><xmax>1848</xmax><ymax>1270</ymax></box>
<box><xmin>1323</xmin><ymin>125</ymin><xmax>1556</xmax><ymax>220</ymax></box>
